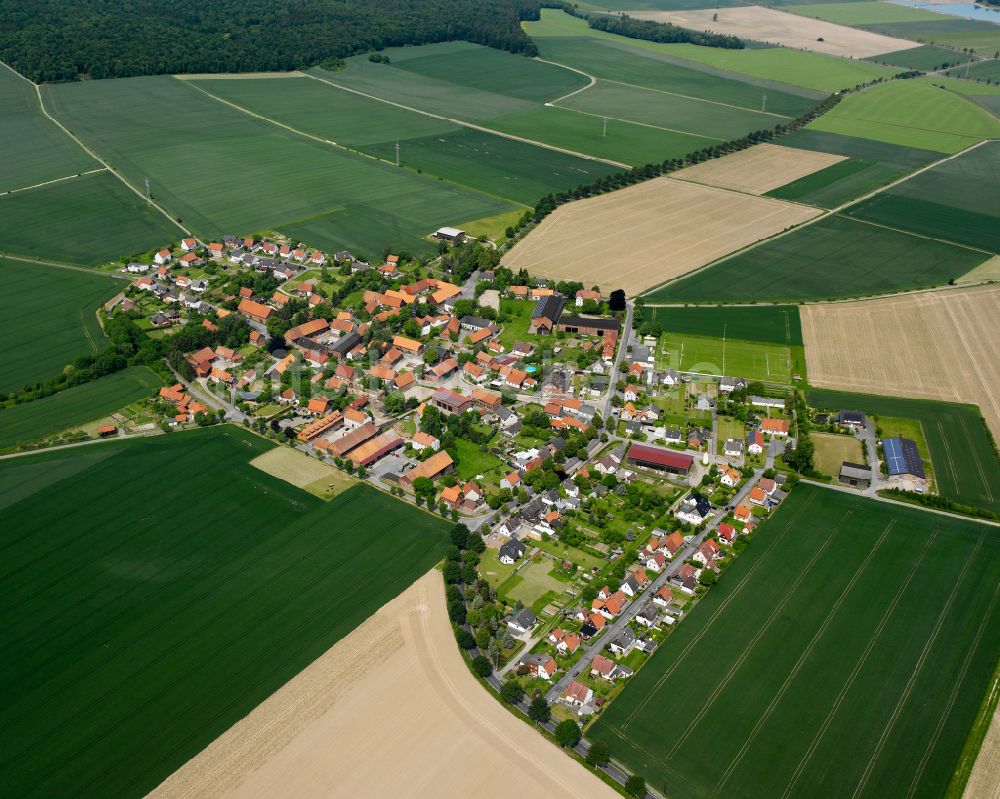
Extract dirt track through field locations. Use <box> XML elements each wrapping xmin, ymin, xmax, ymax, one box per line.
<box><xmin>801</xmin><ymin>285</ymin><xmax>1000</xmax><ymax>440</ymax></box>
<box><xmin>149</xmin><ymin>570</ymin><xmax>617</xmax><ymax>799</ymax></box>
<box><xmin>501</xmin><ymin>176</ymin><xmax>819</xmax><ymax>296</ymax></box>
<box><xmin>629</xmin><ymin>6</ymin><xmax>920</xmax><ymax>58</ymax></box>
<box><xmin>673</xmin><ymin>143</ymin><xmax>845</xmax><ymax>195</ymax></box>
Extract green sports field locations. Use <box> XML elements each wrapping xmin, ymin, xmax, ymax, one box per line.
<box><xmin>647</xmin><ymin>305</ymin><xmax>803</xmax><ymax>346</ymax></box>
<box><xmin>845</xmin><ymin>140</ymin><xmax>1000</xmax><ymax>252</ymax></box>
<box><xmin>0</xmin><ymin>62</ymin><xmax>95</xmax><ymax>192</ymax></box>
<box><xmin>0</xmin><ymin>259</ymin><xmax>122</xmax><ymax>393</ymax></box>
<box><xmin>809</xmin><ymin>80</ymin><xmax>1000</xmax><ymax>153</ymax></box>
<box><xmin>808</xmin><ymin>388</ymin><xmax>1000</xmax><ymax>512</ymax></box>
<box><xmin>188</xmin><ymin>75</ymin><xmax>619</xmax><ymax>206</ymax></box>
<box><xmin>589</xmin><ymin>484</ymin><xmax>1000</xmax><ymax>799</ymax></box>
<box><xmin>0</xmin><ymin>170</ymin><xmax>181</xmax><ymax>264</ymax></box>
<box><xmin>0</xmin><ymin>366</ymin><xmax>164</xmax><ymax>449</ymax></box>
<box><xmin>657</xmin><ymin>331</ymin><xmax>798</xmax><ymax>383</ymax></box>
<box><xmin>524</xmin><ymin>9</ymin><xmax>897</xmax><ymax>93</ymax></box>
<box><xmin>0</xmin><ymin>427</ymin><xmax>450</xmax><ymax>797</ymax></box>
<box><xmin>647</xmin><ymin>215</ymin><xmax>988</xmax><ymax>303</ymax></box>
<box><xmin>43</xmin><ymin>75</ymin><xmax>512</xmax><ymax>257</ymax></box>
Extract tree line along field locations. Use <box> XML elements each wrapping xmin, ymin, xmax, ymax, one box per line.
<box><xmin>589</xmin><ymin>484</ymin><xmax>1000</xmax><ymax>799</ymax></box>
<box><xmin>0</xmin><ymin>260</ymin><xmax>122</xmax><ymax>393</ymax></box>
<box><xmin>0</xmin><ymin>427</ymin><xmax>451</xmax><ymax>798</ymax></box>
<box><xmin>844</xmin><ymin>140</ymin><xmax>1000</xmax><ymax>253</ymax></box>
<box><xmin>42</xmin><ymin>73</ymin><xmax>512</xmax><ymax>259</ymax></box>
<box><xmin>948</xmin><ymin>59</ymin><xmax>1000</xmax><ymax>82</ymax></box>
<box><xmin>647</xmin><ymin>215</ymin><xmax>989</xmax><ymax>304</ymax></box>
<box><xmin>0</xmin><ymin>366</ymin><xmax>164</xmax><ymax>450</ymax></box>
<box><xmin>522</xmin><ymin>9</ymin><xmax>899</xmax><ymax>94</ymax></box>
<box><xmin>807</xmin><ymin>388</ymin><xmax>1000</xmax><ymax>514</ymax></box>
<box><xmin>187</xmin><ymin>75</ymin><xmax>621</xmax><ymax>207</ymax></box>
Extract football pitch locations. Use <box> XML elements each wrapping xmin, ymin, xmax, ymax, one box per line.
<box><xmin>0</xmin><ymin>427</ymin><xmax>450</xmax><ymax>797</ymax></box>
<box><xmin>657</xmin><ymin>332</ymin><xmax>798</xmax><ymax>383</ymax></box>
<box><xmin>589</xmin><ymin>485</ymin><xmax>1000</xmax><ymax>799</ymax></box>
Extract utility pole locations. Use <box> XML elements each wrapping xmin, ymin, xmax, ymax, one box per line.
<box><xmin>395</xmin><ymin>141</ymin><xmax>400</xmax><ymax>166</ymax></box>
<box><xmin>602</xmin><ymin>117</ymin><xmax>608</xmax><ymax>137</ymax></box>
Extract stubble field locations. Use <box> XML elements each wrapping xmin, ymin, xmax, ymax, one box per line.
<box><xmin>0</xmin><ymin>428</ymin><xmax>450</xmax><ymax>798</ymax></box>
<box><xmin>502</xmin><ymin>176</ymin><xmax>820</xmax><ymax>296</ymax></box>
<box><xmin>589</xmin><ymin>485</ymin><xmax>1000</xmax><ymax>799</ymax></box>
<box><xmin>672</xmin><ymin>143</ymin><xmax>846</xmax><ymax>195</ymax></box>
<box><xmin>152</xmin><ymin>569</ymin><xmax>619</xmax><ymax>799</ymax></box>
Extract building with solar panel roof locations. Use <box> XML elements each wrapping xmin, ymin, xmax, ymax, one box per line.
<box><xmin>882</xmin><ymin>437</ymin><xmax>925</xmax><ymax>480</ymax></box>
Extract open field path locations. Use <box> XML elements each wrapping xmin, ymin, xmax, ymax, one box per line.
<box><xmin>0</xmin><ymin>253</ymin><xmax>131</xmax><ymax>279</ymax></box>
<box><xmin>302</xmin><ymin>70</ymin><xmax>630</xmax><ymax>169</ymax></box>
<box><xmin>1</xmin><ymin>167</ymin><xmax>107</xmax><ymax>196</ymax></box>
<box><xmin>642</xmin><ymin>138</ymin><xmax>991</xmax><ymax>303</ymax></box>
<box><xmin>536</xmin><ymin>57</ymin><xmax>596</xmax><ymax>105</ymax></box>
<box><xmin>0</xmin><ymin>60</ymin><xmax>190</xmax><ymax>238</ymax></box>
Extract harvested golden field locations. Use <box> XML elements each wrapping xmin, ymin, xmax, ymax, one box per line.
<box><xmin>250</xmin><ymin>445</ymin><xmax>340</xmax><ymax>488</ymax></box>
<box><xmin>956</xmin><ymin>255</ymin><xmax>1000</xmax><ymax>285</ymax></box>
<box><xmin>151</xmin><ymin>570</ymin><xmax>617</xmax><ymax>799</ymax></box>
<box><xmin>802</xmin><ymin>285</ymin><xmax>1000</xmax><ymax>439</ymax></box>
<box><xmin>964</xmin><ymin>702</ymin><xmax>1000</xmax><ymax>799</ymax></box>
<box><xmin>673</xmin><ymin>143</ymin><xmax>846</xmax><ymax>195</ymax></box>
<box><xmin>631</xmin><ymin>6</ymin><xmax>920</xmax><ymax>58</ymax></box>
<box><xmin>502</xmin><ymin>176</ymin><xmax>820</xmax><ymax>296</ymax></box>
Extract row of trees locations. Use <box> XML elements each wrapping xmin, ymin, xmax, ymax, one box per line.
<box><xmin>3</xmin><ymin>0</ymin><xmax>542</xmax><ymax>83</ymax></box>
<box><xmin>589</xmin><ymin>13</ymin><xmax>744</xmax><ymax>50</ymax></box>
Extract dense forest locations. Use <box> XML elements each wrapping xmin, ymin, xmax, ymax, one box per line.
<box><xmin>588</xmin><ymin>14</ymin><xmax>744</xmax><ymax>49</ymax></box>
<box><xmin>0</xmin><ymin>0</ymin><xmax>541</xmax><ymax>82</ymax></box>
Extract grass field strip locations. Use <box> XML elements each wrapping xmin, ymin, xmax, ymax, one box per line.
<box><xmin>6</xmin><ymin>506</ymin><xmax>396</xmax><ymax>789</ymax></box>
<box><xmin>2</xmin><ymin>167</ymin><xmax>107</xmax><ymax>196</ymax></box>
<box><xmin>778</xmin><ymin>529</ymin><xmax>938</xmax><ymax>799</ymax></box>
<box><xmin>641</xmin><ymin>139</ymin><xmax>989</xmax><ymax>304</ymax></box>
<box><xmin>620</xmin><ymin>491</ymin><xmax>817</xmax><ymax>730</ymax></box>
<box><xmin>714</xmin><ymin>517</ymin><xmax>896</xmax><ymax>791</ymax></box>
<box><xmin>303</xmin><ymin>70</ymin><xmax>630</xmax><ymax>169</ymax></box>
<box><xmin>7</xmin><ymin>60</ymin><xmax>191</xmax><ymax>238</ymax></box>
<box><xmin>911</xmin><ymin>581</ymin><xmax>1000</xmax><ymax>799</ymax></box>
<box><xmin>667</xmin><ymin>509</ymin><xmax>854</xmax><ymax>757</ymax></box>
<box><xmin>850</xmin><ymin>533</ymin><xmax>983</xmax><ymax>799</ymax></box>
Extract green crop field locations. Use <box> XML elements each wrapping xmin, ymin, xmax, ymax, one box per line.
<box><xmin>0</xmin><ymin>366</ymin><xmax>164</xmax><ymax>449</ymax></box>
<box><xmin>485</xmin><ymin>105</ymin><xmax>714</xmax><ymax>166</ymax></box>
<box><xmin>557</xmin><ymin>80</ymin><xmax>787</xmax><ymax>141</ymax></box>
<box><xmin>791</xmin><ymin>1</ymin><xmax>945</xmax><ymax>24</ymax></box>
<box><xmin>810</xmin><ymin>77</ymin><xmax>1000</xmax><ymax>152</ymax></box>
<box><xmin>531</xmin><ymin>34</ymin><xmax>820</xmax><ymax>116</ymax></box>
<box><xmin>0</xmin><ymin>427</ymin><xmax>450</xmax><ymax>798</ymax></box>
<box><xmin>869</xmin><ymin>44</ymin><xmax>975</xmax><ymax>70</ymax></box>
<box><xmin>0</xmin><ymin>259</ymin><xmax>122</xmax><ymax>393</ymax></box>
<box><xmin>648</xmin><ymin>215</ymin><xmax>989</xmax><ymax>303</ymax></box>
<box><xmin>0</xmin><ymin>171</ymin><xmax>181</xmax><ymax>264</ymax></box>
<box><xmin>589</xmin><ymin>484</ymin><xmax>1000</xmax><ymax>799</ymax></box>
<box><xmin>43</xmin><ymin>75</ymin><xmax>512</xmax><ymax>258</ymax></box>
<box><xmin>657</xmin><ymin>331</ymin><xmax>799</xmax><ymax>383</ymax></box>
<box><xmin>845</xmin><ymin>140</ymin><xmax>1000</xmax><ymax>251</ymax></box>
<box><xmin>918</xmin><ymin>74</ymin><xmax>1000</xmax><ymax>96</ymax></box>
<box><xmin>524</xmin><ymin>9</ymin><xmax>897</xmax><ymax>93</ymax></box>
<box><xmin>947</xmin><ymin>59</ymin><xmax>1000</xmax><ymax>81</ymax></box>
<box><xmin>189</xmin><ymin>76</ymin><xmax>618</xmax><ymax>206</ymax></box>
<box><xmin>647</xmin><ymin>304</ymin><xmax>803</xmax><ymax>346</ymax></box>
<box><xmin>864</xmin><ymin>18</ymin><xmax>1000</xmax><ymax>54</ymax></box>
<box><xmin>808</xmin><ymin>388</ymin><xmax>1000</xmax><ymax>512</ymax></box>
<box><xmin>0</xmin><ymin>62</ymin><xmax>96</xmax><ymax>192</ymax></box>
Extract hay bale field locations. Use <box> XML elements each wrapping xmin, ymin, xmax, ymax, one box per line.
<box><xmin>152</xmin><ymin>570</ymin><xmax>619</xmax><ymax>799</ymax></box>
<box><xmin>630</xmin><ymin>6</ymin><xmax>921</xmax><ymax>58</ymax></box>
<box><xmin>502</xmin><ymin>177</ymin><xmax>820</xmax><ymax>296</ymax></box>
<box><xmin>801</xmin><ymin>285</ymin><xmax>1000</xmax><ymax>443</ymax></box>
<box><xmin>673</xmin><ymin>143</ymin><xmax>846</xmax><ymax>195</ymax></box>
<box><xmin>588</xmin><ymin>484</ymin><xmax>1000</xmax><ymax>799</ymax></box>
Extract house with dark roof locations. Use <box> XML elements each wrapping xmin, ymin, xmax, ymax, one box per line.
<box><xmin>499</xmin><ymin>538</ymin><xmax>526</xmax><ymax>565</ymax></box>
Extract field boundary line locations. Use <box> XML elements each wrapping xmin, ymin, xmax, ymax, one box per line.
<box><xmin>851</xmin><ymin>533</ymin><xmax>982</xmax><ymax>799</ymax></box>
<box><xmin>906</xmin><ymin>551</ymin><xmax>998</xmax><ymax>799</ymax></box>
<box><xmin>1</xmin><ymin>167</ymin><xmax>107</xmax><ymax>197</ymax></box>
<box><xmin>958</xmin><ymin>416</ymin><xmax>993</xmax><ymax>503</ymax></box>
<box><xmin>621</xmin><ymin>491</ymin><xmax>817</xmax><ymax>729</ymax></box>
<box><xmin>935</xmin><ymin>419</ymin><xmax>959</xmax><ymax>490</ymax></box>
<box><xmin>603</xmin><ymin>77</ymin><xmax>792</xmax><ymax>119</ymax></box>
<box><xmin>0</xmin><ymin>59</ymin><xmax>191</xmax><ymax>238</ymax></box>
<box><xmin>779</xmin><ymin>529</ymin><xmax>938</xmax><ymax>799</ymax></box>
<box><xmin>302</xmin><ymin>70</ymin><xmax>631</xmax><ymax>169</ymax></box>
<box><xmin>548</xmin><ymin>101</ymin><xmax>727</xmax><ymax>142</ymax></box>
<box><xmin>0</xmin><ymin>253</ymin><xmax>130</xmax><ymax>279</ymax></box>
<box><xmin>715</xmin><ymin>518</ymin><xmax>896</xmax><ymax>790</ymax></box>
<box><xmin>668</xmin><ymin>509</ymin><xmax>853</xmax><ymax>757</ymax></box>
<box><xmin>638</xmin><ymin>139</ymin><xmax>989</xmax><ymax>302</ymax></box>
<box><xmin>535</xmin><ymin>57</ymin><xmax>596</xmax><ymax>104</ymax></box>
<box><xmin>842</xmin><ymin>214</ymin><xmax>996</xmax><ymax>257</ymax></box>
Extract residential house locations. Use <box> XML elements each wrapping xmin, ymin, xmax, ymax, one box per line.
<box><xmin>498</xmin><ymin>538</ymin><xmax>526</xmax><ymax>565</ymax></box>
<box><xmin>748</xmin><ymin>430</ymin><xmax>765</xmax><ymax>454</ymax></box>
<box><xmin>518</xmin><ymin>654</ymin><xmax>558</xmax><ymax>681</ymax></box>
<box><xmin>504</xmin><ymin>607</ymin><xmax>537</xmax><ymax>636</ymax></box>
<box><xmin>761</xmin><ymin>418</ymin><xmax>790</xmax><ymax>437</ymax></box>
<box><xmin>564</xmin><ymin>680</ymin><xmax>593</xmax><ymax>707</ymax></box>
<box><xmin>724</xmin><ymin>439</ymin><xmax>744</xmax><ymax>458</ymax></box>
<box><xmin>693</xmin><ymin>539</ymin><xmax>721</xmax><ymax>566</ymax></box>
